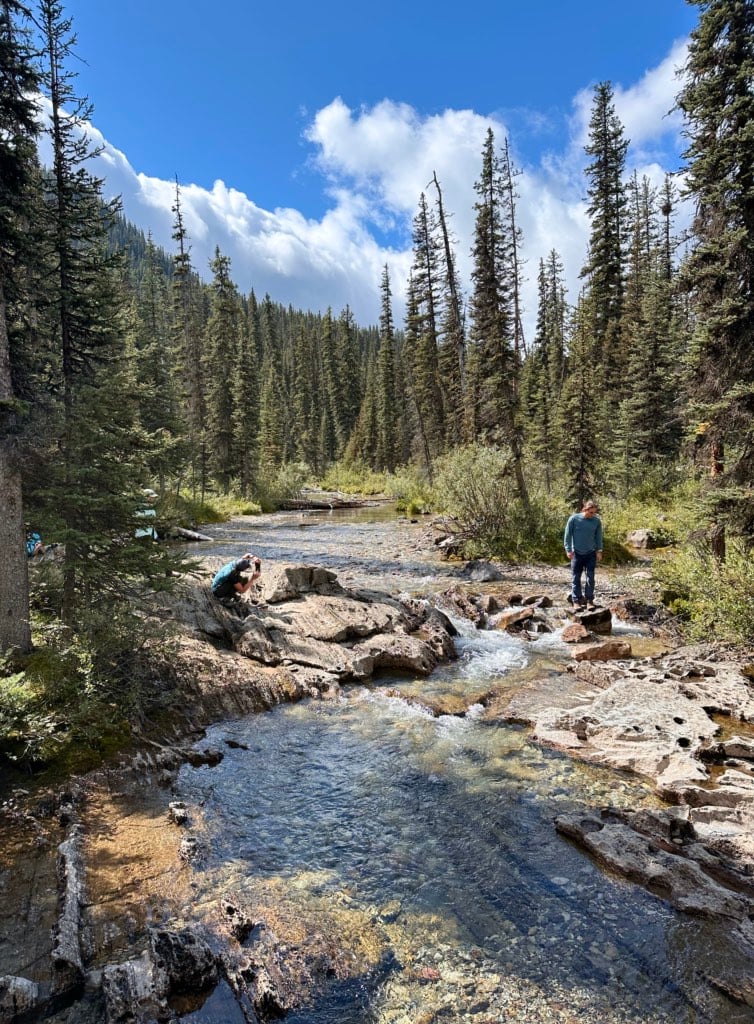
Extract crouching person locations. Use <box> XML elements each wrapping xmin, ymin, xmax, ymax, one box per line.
<box><xmin>211</xmin><ymin>553</ymin><xmax>262</xmax><ymax>616</ymax></box>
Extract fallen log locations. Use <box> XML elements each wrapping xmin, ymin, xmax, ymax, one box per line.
<box><xmin>170</xmin><ymin>526</ymin><xmax>214</xmax><ymax>542</ymax></box>
<box><xmin>279</xmin><ymin>497</ymin><xmax>367</xmax><ymax>510</ymax></box>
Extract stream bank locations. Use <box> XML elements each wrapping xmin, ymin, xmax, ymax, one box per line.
<box><xmin>2</xmin><ymin>509</ymin><xmax>754</xmax><ymax>1023</ymax></box>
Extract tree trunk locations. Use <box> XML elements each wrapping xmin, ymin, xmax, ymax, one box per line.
<box><xmin>0</xmin><ymin>281</ymin><xmax>32</xmax><ymax>654</ymax></box>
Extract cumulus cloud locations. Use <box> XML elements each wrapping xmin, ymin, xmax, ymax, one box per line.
<box><xmin>34</xmin><ymin>35</ymin><xmax>690</xmax><ymax>338</ymax></box>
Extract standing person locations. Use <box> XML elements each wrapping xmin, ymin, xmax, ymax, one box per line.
<box><xmin>564</xmin><ymin>500</ymin><xmax>603</xmax><ymax>611</ymax></box>
<box><xmin>211</xmin><ymin>553</ymin><xmax>262</xmax><ymax>614</ymax></box>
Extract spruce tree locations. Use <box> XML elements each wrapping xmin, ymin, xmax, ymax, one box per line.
<box><xmin>615</xmin><ymin>175</ymin><xmax>682</xmax><ymax>492</ymax></box>
<box><xmin>375</xmin><ymin>265</ymin><xmax>399</xmax><ymax>472</ymax></box>
<box><xmin>130</xmin><ymin>236</ymin><xmax>186</xmax><ymax>492</ymax></box>
<box><xmin>557</xmin><ymin>293</ymin><xmax>601</xmax><ymax>506</ymax></box>
<box><xmin>468</xmin><ymin>127</ymin><xmax>529</xmax><ymax>508</ymax></box>
<box><xmin>524</xmin><ymin>251</ymin><xmax>568</xmax><ymax>491</ymax></box>
<box><xmin>408</xmin><ymin>192</ymin><xmax>445</xmax><ymax>459</ymax></box>
<box><xmin>677</xmin><ymin>0</ymin><xmax>754</xmax><ymax>553</ymax></box>
<box><xmin>0</xmin><ymin>0</ymin><xmax>38</xmax><ymax>653</ymax></box>
<box><xmin>580</xmin><ymin>82</ymin><xmax>629</xmax><ymax>406</ymax></box>
<box><xmin>205</xmin><ymin>247</ymin><xmax>242</xmax><ymax>493</ymax></box>
<box><xmin>430</xmin><ymin>172</ymin><xmax>466</xmax><ymax>446</ymax></box>
<box><xmin>171</xmin><ymin>182</ymin><xmax>207</xmax><ymax>501</ymax></box>
<box><xmin>335</xmin><ymin>305</ymin><xmax>362</xmax><ymax>444</ymax></box>
<box><xmin>291</xmin><ymin>323</ymin><xmax>317</xmax><ymax>471</ymax></box>
<box><xmin>36</xmin><ymin>0</ymin><xmax>168</xmax><ymax>626</ymax></box>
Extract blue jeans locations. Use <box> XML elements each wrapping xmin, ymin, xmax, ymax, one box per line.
<box><xmin>571</xmin><ymin>550</ymin><xmax>597</xmax><ymax>604</ymax></box>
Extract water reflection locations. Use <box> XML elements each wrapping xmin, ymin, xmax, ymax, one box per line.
<box><xmin>178</xmin><ymin>667</ymin><xmax>748</xmax><ymax>1022</ymax></box>
<box><xmin>174</xmin><ymin>510</ymin><xmax>749</xmax><ymax>1023</ymax></box>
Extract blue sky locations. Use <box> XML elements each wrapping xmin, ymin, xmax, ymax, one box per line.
<box><xmin>55</xmin><ymin>0</ymin><xmax>699</xmax><ymax>331</ymax></box>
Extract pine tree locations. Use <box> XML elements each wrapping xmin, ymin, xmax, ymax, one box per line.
<box><xmin>0</xmin><ymin>0</ymin><xmax>38</xmax><ymax>653</ymax></box>
<box><xmin>468</xmin><ymin>127</ymin><xmax>529</xmax><ymax>508</ymax></box>
<box><xmin>524</xmin><ymin>251</ymin><xmax>568</xmax><ymax>491</ymax></box>
<box><xmin>258</xmin><ymin>353</ymin><xmax>285</xmax><ymax>472</ymax></box>
<box><xmin>172</xmin><ymin>181</ymin><xmax>207</xmax><ymax>501</ymax></box>
<box><xmin>375</xmin><ymin>265</ymin><xmax>399</xmax><ymax>472</ymax></box>
<box><xmin>430</xmin><ymin>172</ymin><xmax>466</xmax><ymax>446</ymax></box>
<box><xmin>615</xmin><ymin>175</ymin><xmax>682</xmax><ymax>492</ymax></box>
<box><xmin>130</xmin><ymin>236</ymin><xmax>186</xmax><ymax>492</ymax></box>
<box><xmin>677</xmin><ymin>0</ymin><xmax>754</xmax><ymax>554</ymax></box>
<box><xmin>500</xmin><ymin>138</ymin><xmax>526</xmax><ymax>363</ymax></box>
<box><xmin>335</xmin><ymin>305</ymin><xmax>362</xmax><ymax>444</ymax></box>
<box><xmin>580</xmin><ymin>82</ymin><xmax>629</xmax><ymax>404</ymax></box>
<box><xmin>36</xmin><ymin>0</ymin><xmax>165</xmax><ymax>626</ymax></box>
<box><xmin>291</xmin><ymin>323</ymin><xmax>317</xmax><ymax>470</ymax></box>
<box><xmin>408</xmin><ymin>192</ymin><xmax>445</xmax><ymax>459</ymax></box>
<box><xmin>205</xmin><ymin>247</ymin><xmax>242</xmax><ymax>493</ymax></box>
<box><xmin>344</xmin><ymin>352</ymin><xmax>379</xmax><ymax>467</ymax></box>
<box><xmin>557</xmin><ymin>293</ymin><xmax>601</xmax><ymax>507</ymax></box>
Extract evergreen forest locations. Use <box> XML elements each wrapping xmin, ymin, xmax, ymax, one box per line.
<box><xmin>1</xmin><ymin>0</ymin><xmax>753</xmax><ymax>765</ymax></box>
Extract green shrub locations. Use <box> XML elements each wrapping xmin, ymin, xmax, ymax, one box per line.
<box><xmin>320</xmin><ymin>460</ymin><xmax>394</xmax><ymax>496</ymax></box>
<box><xmin>255</xmin><ymin>462</ymin><xmax>310</xmax><ymax>512</ymax></box>
<box><xmin>162</xmin><ymin>491</ymin><xmax>261</xmax><ymax>526</ymax></box>
<box><xmin>598</xmin><ymin>477</ymin><xmax>697</xmax><ymax>550</ymax></box>
<box><xmin>655</xmin><ymin>540</ymin><xmax>754</xmax><ymax>644</ymax></box>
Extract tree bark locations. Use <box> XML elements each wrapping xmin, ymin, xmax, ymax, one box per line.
<box><xmin>0</xmin><ymin>280</ymin><xmax>32</xmax><ymax>654</ymax></box>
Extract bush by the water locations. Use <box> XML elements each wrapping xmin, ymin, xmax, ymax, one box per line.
<box><xmin>655</xmin><ymin>540</ymin><xmax>754</xmax><ymax>644</ymax></box>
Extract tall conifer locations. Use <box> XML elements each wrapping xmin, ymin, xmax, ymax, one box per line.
<box><xmin>0</xmin><ymin>0</ymin><xmax>38</xmax><ymax>653</ymax></box>
<box><xmin>677</xmin><ymin>0</ymin><xmax>754</xmax><ymax>553</ymax></box>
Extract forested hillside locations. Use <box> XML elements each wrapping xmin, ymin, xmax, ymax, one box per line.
<box><xmin>1</xmin><ymin>0</ymin><xmax>753</xmax><ymax>763</ymax></box>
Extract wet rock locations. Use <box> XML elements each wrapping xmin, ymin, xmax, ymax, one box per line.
<box><xmin>562</xmin><ymin>623</ymin><xmax>592</xmax><ymax>644</ymax></box>
<box><xmin>720</xmin><ymin>736</ymin><xmax>754</xmax><ymax>760</ymax></box>
<box><xmin>51</xmin><ymin>825</ymin><xmax>86</xmax><ymax>992</ymax></box>
<box><xmin>522</xmin><ymin>594</ymin><xmax>552</xmax><ymax>608</ymax></box>
<box><xmin>555</xmin><ymin>810</ymin><xmax>752</xmax><ymax>920</ymax></box>
<box><xmin>436</xmin><ymin>586</ymin><xmax>485</xmax><ymax>626</ymax></box>
<box><xmin>168</xmin><ymin>801</ymin><xmax>189</xmax><ymax>826</ymax></box>
<box><xmin>572</xmin><ymin>640</ymin><xmax>632</xmax><ymax>662</ymax></box>
<box><xmin>222</xmin><ymin>900</ymin><xmax>256</xmax><ymax>942</ymax></box>
<box><xmin>0</xmin><ymin>976</ymin><xmax>39</xmax><ymax>1023</ymax></box>
<box><xmin>185</xmin><ymin>747</ymin><xmax>224</xmax><ymax>768</ymax></box>
<box><xmin>574</xmin><ymin>607</ymin><xmax>612</xmax><ymax>634</ymax></box>
<box><xmin>476</xmin><ymin>594</ymin><xmax>503</xmax><ymax>616</ymax></box>
<box><xmin>708</xmin><ymin>973</ymin><xmax>754</xmax><ymax>1007</ymax></box>
<box><xmin>102</xmin><ymin>952</ymin><xmax>166</xmax><ymax>1024</ymax></box>
<box><xmin>463</xmin><ymin>559</ymin><xmax>503</xmax><ymax>582</ymax></box>
<box><xmin>490</xmin><ymin>607</ymin><xmax>534</xmax><ymax>632</ymax></box>
<box><xmin>149</xmin><ymin>927</ymin><xmax>218</xmax><ymax>995</ymax></box>
<box><xmin>531</xmin><ymin>676</ymin><xmax>716</xmax><ymax>786</ymax></box>
<box><xmin>352</xmin><ymin>633</ymin><xmax>443</xmax><ymax>675</ymax></box>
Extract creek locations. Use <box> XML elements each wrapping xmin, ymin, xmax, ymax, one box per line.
<box><xmin>168</xmin><ymin>509</ymin><xmax>752</xmax><ymax>1024</ymax></box>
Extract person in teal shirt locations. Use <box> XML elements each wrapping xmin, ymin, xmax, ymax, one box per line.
<box><xmin>564</xmin><ymin>500</ymin><xmax>603</xmax><ymax>610</ymax></box>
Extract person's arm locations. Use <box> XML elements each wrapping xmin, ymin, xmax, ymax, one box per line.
<box><xmin>564</xmin><ymin>516</ymin><xmax>574</xmax><ymax>558</ymax></box>
<box><xmin>595</xmin><ymin>518</ymin><xmax>603</xmax><ymax>561</ymax></box>
<box><xmin>234</xmin><ymin>558</ymin><xmax>262</xmax><ymax>595</ymax></box>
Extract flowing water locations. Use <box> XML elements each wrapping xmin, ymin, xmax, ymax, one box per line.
<box><xmin>167</xmin><ymin>509</ymin><xmax>754</xmax><ymax>1023</ymax></box>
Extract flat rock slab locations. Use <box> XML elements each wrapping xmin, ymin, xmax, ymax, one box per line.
<box><xmin>572</xmin><ymin>640</ymin><xmax>632</xmax><ymax>661</ymax></box>
<box><xmin>256</xmin><ymin>592</ymin><xmax>401</xmax><ymax>643</ymax></box>
<box><xmin>556</xmin><ymin>811</ymin><xmax>753</xmax><ymax>921</ymax></box>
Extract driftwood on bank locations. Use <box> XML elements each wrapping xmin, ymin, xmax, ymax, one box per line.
<box><xmin>169</xmin><ymin>525</ymin><xmax>214</xmax><ymax>542</ymax></box>
<box><xmin>278</xmin><ymin>496</ymin><xmax>372</xmax><ymax>511</ymax></box>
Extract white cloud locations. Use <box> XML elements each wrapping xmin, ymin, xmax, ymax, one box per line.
<box><xmin>33</xmin><ymin>35</ymin><xmax>690</xmax><ymax>339</ymax></box>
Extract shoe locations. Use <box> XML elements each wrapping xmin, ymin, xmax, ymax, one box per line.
<box><xmin>586</xmin><ymin>603</ymin><xmax>597</xmax><ymax>611</ymax></box>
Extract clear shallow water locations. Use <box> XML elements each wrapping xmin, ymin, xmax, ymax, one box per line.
<box><xmin>174</xmin><ymin>511</ymin><xmax>753</xmax><ymax>1023</ymax></box>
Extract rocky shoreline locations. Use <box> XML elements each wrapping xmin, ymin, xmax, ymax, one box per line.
<box><xmin>2</xmin><ymin>548</ymin><xmax>754</xmax><ymax>1022</ymax></box>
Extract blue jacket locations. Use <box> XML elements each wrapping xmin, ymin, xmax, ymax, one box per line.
<box><xmin>564</xmin><ymin>513</ymin><xmax>603</xmax><ymax>555</ymax></box>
